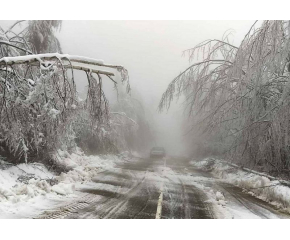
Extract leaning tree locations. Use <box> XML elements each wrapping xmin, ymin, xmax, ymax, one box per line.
<box><xmin>159</xmin><ymin>21</ymin><xmax>290</xmax><ymax>176</ymax></box>
<box><xmin>0</xmin><ymin>20</ymin><xmax>129</xmax><ymax>164</ymax></box>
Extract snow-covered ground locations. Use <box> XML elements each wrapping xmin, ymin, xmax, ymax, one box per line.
<box><xmin>191</xmin><ymin>158</ymin><xmax>290</xmax><ymax>215</ymax></box>
<box><xmin>2</xmin><ymin>154</ymin><xmax>288</xmax><ymax>219</ymax></box>
<box><xmin>0</xmin><ymin>148</ymin><xmax>130</xmax><ymax>218</ymax></box>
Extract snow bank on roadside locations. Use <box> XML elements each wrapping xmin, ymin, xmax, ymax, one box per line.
<box><xmin>0</xmin><ymin>148</ymin><xmax>128</xmax><ymax>218</ymax></box>
<box><xmin>191</xmin><ymin>158</ymin><xmax>290</xmax><ymax>214</ymax></box>
<box><xmin>0</xmin><ymin>163</ymin><xmax>54</xmax><ymax>202</ymax></box>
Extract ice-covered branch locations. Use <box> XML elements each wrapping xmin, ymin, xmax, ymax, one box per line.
<box><xmin>63</xmin><ymin>65</ymin><xmax>114</xmax><ymax>76</ymax></box>
<box><xmin>4</xmin><ymin>20</ymin><xmax>26</xmax><ymax>34</ymax></box>
<box><xmin>0</xmin><ymin>40</ymin><xmax>33</xmax><ymax>54</ymax></box>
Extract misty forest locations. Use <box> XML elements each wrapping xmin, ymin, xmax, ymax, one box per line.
<box><xmin>1</xmin><ymin>20</ymin><xmax>290</xmax><ymax>219</ymax></box>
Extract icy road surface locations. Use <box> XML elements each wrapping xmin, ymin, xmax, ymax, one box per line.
<box><xmin>37</xmin><ymin>157</ymin><xmax>290</xmax><ymax>219</ymax></box>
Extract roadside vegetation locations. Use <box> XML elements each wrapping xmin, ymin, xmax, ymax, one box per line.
<box><xmin>160</xmin><ymin>21</ymin><xmax>290</xmax><ymax>178</ymax></box>
<box><xmin>0</xmin><ymin>20</ymin><xmax>153</xmax><ymax>170</ymax></box>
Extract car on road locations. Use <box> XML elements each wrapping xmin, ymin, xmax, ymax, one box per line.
<box><xmin>150</xmin><ymin>147</ymin><xmax>166</xmax><ymax>158</ymax></box>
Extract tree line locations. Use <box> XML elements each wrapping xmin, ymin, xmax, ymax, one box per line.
<box><xmin>160</xmin><ymin>21</ymin><xmax>290</xmax><ymax>178</ymax></box>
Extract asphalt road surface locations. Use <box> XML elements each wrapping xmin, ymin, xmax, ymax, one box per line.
<box><xmin>38</xmin><ymin>157</ymin><xmax>289</xmax><ymax>219</ymax></box>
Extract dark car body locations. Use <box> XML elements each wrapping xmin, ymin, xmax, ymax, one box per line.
<box><xmin>150</xmin><ymin>147</ymin><xmax>166</xmax><ymax>158</ymax></box>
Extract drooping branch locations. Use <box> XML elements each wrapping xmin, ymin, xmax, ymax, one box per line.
<box><xmin>4</xmin><ymin>20</ymin><xmax>26</xmax><ymax>34</ymax></box>
<box><xmin>0</xmin><ymin>20</ymin><xmax>133</xmax><ymax>164</ymax></box>
<box><xmin>0</xmin><ymin>40</ymin><xmax>33</xmax><ymax>54</ymax></box>
<box><xmin>159</xmin><ymin>59</ymin><xmax>232</xmax><ymax>111</ymax></box>
<box><xmin>160</xmin><ymin>20</ymin><xmax>290</xmax><ymax>173</ymax></box>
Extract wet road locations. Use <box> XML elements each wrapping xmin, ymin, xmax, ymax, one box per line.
<box><xmin>38</xmin><ymin>157</ymin><xmax>289</xmax><ymax>219</ymax></box>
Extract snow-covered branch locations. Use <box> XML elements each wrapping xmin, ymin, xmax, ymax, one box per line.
<box><xmin>0</xmin><ymin>40</ymin><xmax>33</xmax><ymax>54</ymax></box>
<box><xmin>4</xmin><ymin>20</ymin><xmax>26</xmax><ymax>34</ymax></box>
<box><xmin>0</xmin><ymin>53</ymin><xmax>132</xmax><ymax>84</ymax></box>
<box><xmin>0</xmin><ymin>53</ymin><xmax>123</xmax><ymax>70</ymax></box>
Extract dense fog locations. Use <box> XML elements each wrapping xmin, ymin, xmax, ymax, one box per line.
<box><xmin>2</xmin><ymin>20</ymin><xmax>290</xmax><ymax>220</ymax></box>
<box><xmin>0</xmin><ymin>20</ymin><xmax>254</xmax><ymax>157</ymax></box>
<box><xmin>55</xmin><ymin>20</ymin><xmax>254</xmax><ymax>155</ymax></box>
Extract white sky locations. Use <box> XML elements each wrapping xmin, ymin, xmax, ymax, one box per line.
<box><xmin>57</xmin><ymin>21</ymin><xmax>254</xmax><ymax>106</ymax></box>
<box><xmin>57</xmin><ymin>21</ymin><xmax>255</xmax><ymax>154</ymax></box>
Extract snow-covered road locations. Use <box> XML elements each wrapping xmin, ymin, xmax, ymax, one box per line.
<box><xmin>36</xmin><ymin>157</ymin><xmax>289</xmax><ymax>219</ymax></box>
